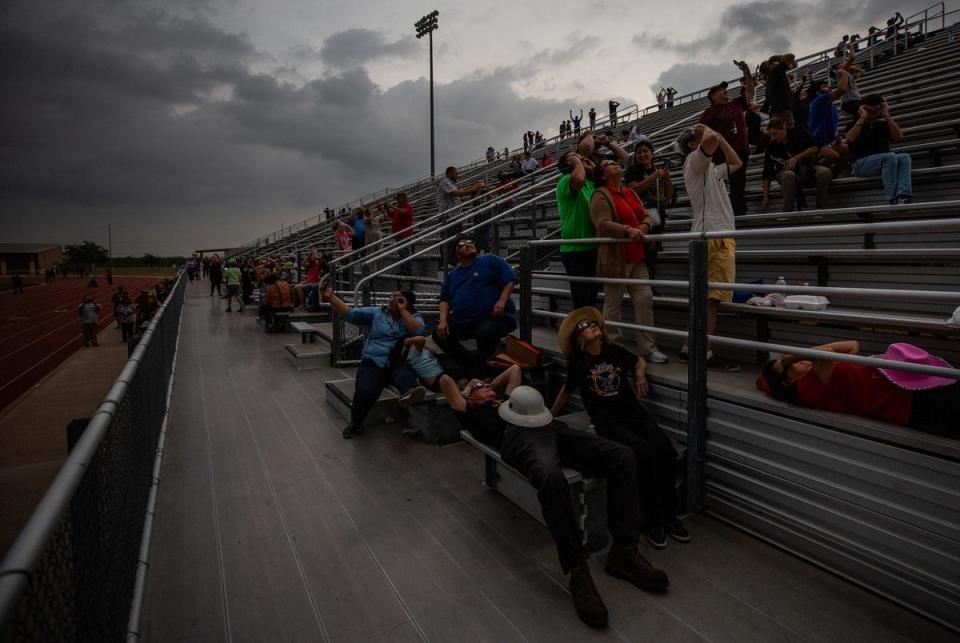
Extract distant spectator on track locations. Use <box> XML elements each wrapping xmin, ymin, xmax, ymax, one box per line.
<box><xmin>11</xmin><ymin>272</ymin><xmax>24</xmax><ymax>295</ymax></box>
<box><xmin>434</xmin><ymin>237</ymin><xmax>518</xmax><ymax>378</ymax></box>
<box><xmin>111</xmin><ymin>286</ymin><xmax>126</xmax><ymax>328</ymax></box>
<box><xmin>676</xmin><ymin>124</ymin><xmax>742</xmax><ymax>372</ymax></box>
<box><xmin>699</xmin><ymin>60</ymin><xmax>755</xmax><ymax>217</ymax></box>
<box><xmin>761</xmin><ymin>117</ymin><xmax>833</xmax><ymax>211</ymax></box>
<box><xmin>105</xmin><ymin>267</ymin><xmax>113</xmax><ymax>286</ymax></box>
<box><xmin>846</xmin><ymin>94</ymin><xmax>912</xmax><ymax>204</ymax></box>
<box><xmin>117</xmin><ymin>294</ymin><xmax>135</xmax><ymax>343</ymax></box>
<box><xmin>757</xmin><ymin>340</ymin><xmax>958</xmax><ymax>438</ymax></box>
<box><xmin>78</xmin><ymin>296</ymin><xmax>100</xmax><ymax>347</ymax></box>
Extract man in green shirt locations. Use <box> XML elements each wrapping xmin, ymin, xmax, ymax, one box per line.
<box><xmin>224</xmin><ymin>258</ymin><xmax>243</xmax><ymax>312</ymax></box>
<box><xmin>555</xmin><ymin>132</ymin><xmax>627</xmax><ymax>308</ymax></box>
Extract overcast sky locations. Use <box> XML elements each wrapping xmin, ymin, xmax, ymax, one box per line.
<box><xmin>1</xmin><ymin>0</ymin><xmax>907</xmax><ymax>255</ymax></box>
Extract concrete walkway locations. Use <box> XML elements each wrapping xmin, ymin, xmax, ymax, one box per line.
<box><xmin>140</xmin><ymin>280</ymin><xmax>957</xmax><ymax>642</ymax></box>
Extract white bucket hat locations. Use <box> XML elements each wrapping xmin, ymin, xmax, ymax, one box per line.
<box><xmin>498</xmin><ymin>386</ymin><xmax>553</xmax><ymax>428</ymax></box>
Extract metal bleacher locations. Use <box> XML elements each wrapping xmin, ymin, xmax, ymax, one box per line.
<box><xmin>217</xmin><ymin>4</ymin><xmax>960</xmax><ymax>636</ymax></box>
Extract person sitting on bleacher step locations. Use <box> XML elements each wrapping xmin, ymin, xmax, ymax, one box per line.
<box><xmin>440</xmin><ymin>366</ymin><xmax>670</xmax><ymax>630</ymax></box>
<box><xmin>846</xmin><ymin>94</ymin><xmax>912</xmax><ymax>204</ymax></box>
<box><xmin>435</xmin><ymin>237</ymin><xmax>518</xmax><ymax>378</ymax></box>
<box><xmin>761</xmin><ymin>117</ymin><xmax>833</xmax><ymax>212</ymax></box>
<box><xmin>551</xmin><ymin>307</ymin><xmax>690</xmax><ymax>549</ymax></box>
<box><xmin>321</xmin><ymin>282</ymin><xmax>427</xmax><ymax>439</ymax></box>
<box><xmin>259</xmin><ymin>274</ymin><xmax>292</xmax><ymax>333</ymax></box>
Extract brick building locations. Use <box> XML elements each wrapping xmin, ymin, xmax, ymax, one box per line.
<box><xmin>0</xmin><ymin>244</ymin><xmax>63</xmax><ymax>275</ymax></box>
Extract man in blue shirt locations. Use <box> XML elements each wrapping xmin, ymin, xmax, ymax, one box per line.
<box><xmin>806</xmin><ymin>70</ymin><xmax>848</xmax><ymax>174</ymax></box>
<box><xmin>435</xmin><ymin>237</ymin><xmax>518</xmax><ymax>377</ymax></box>
<box><xmin>321</xmin><ymin>282</ymin><xmax>426</xmax><ymax>439</ymax></box>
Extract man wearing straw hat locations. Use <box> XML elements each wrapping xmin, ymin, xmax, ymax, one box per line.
<box><xmin>441</xmin><ymin>366</ymin><xmax>669</xmax><ymax>630</ymax></box>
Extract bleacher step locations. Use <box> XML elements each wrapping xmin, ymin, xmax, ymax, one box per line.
<box><xmin>284</xmin><ymin>343</ymin><xmax>329</xmax><ymax>371</ymax></box>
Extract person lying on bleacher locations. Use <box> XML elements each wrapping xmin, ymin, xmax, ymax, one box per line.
<box><xmin>761</xmin><ymin>117</ymin><xmax>833</xmax><ymax>212</ymax></box>
<box><xmin>441</xmin><ymin>366</ymin><xmax>669</xmax><ymax>630</ymax></box>
<box><xmin>551</xmin><ymin>307</ymin><xmax>690</xmax><ymax>549</ymax></box>
<box><xmin>845</xmin><ymin>94</ymin><xmax>912</xmax><ymax>204</ymax></box>
<box><xmin>757</xmin><ymin>341</ymin><xmax>959</xmax><ymax>438</ymax></box>
<box><xmin>434</xmin><ymin>237</ymin><xmax>517</xmax><ymax>378</ymax></box>
<box><xmin>321</xmin><ymin>282</ymin><xmax>427</xmax><ymax>439</ymax></box>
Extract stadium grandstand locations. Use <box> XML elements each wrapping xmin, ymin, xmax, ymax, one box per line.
<box><xmin>3</xmin><ymin>4</ymin><xmax>960</xmax><ymax>640</ymax></box>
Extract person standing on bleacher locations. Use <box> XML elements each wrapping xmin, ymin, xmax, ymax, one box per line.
<box><xmin>675</xmin><ymin>123</ymin><xmax>742</xmax><ymax>372</ymax></box>
<box><xmin>321</xmin><ymin>282</ymin><xmax>426</xmax><ymax>439</ymax></box>
<box><xmin>441</xmin><ymin>367</ymin><xmax>669</xmax><ymax>630</ymax></box>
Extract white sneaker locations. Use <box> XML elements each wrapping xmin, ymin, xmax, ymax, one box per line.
<box><xmin>645</xmin><ymin>350</ymin><xmax>669</xmax><ymax>364</ymax></box>
<box><xmin>397</xmin><ymin>386</ymin><xmax>427</xmax><ymax>409</ymax></box>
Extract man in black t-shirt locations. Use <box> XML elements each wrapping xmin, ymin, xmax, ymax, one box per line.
<box><xmin>440</xmin><ymin>367</ymin><xmax>669</xmax><ymax>630</ymax></box>
<box><xmin>846</xmin><ymin>94</ymin><xmax>912</xmax><ymax>204</ymax></box>
<box><xmin>761</xmin><ymin>117</ymin><xmax>833</xmax><ymax>211</ymax></box>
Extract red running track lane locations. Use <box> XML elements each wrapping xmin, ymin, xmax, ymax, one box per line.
<box><xmin>0</xmin><ymin>277</ymin><xmax>159</xmax><ymax>412</ymax></box>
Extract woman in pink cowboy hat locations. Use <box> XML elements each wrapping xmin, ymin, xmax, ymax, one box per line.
<box><xmin>756</xmin><ymin>340</ymin><xmax>959</xmax><ymax>437</ymax></box>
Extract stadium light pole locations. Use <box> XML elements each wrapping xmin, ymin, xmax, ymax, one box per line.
<box><xmin>415</xmin><ymin>10</ymin><xmax>439</xmax><ymax>179</ymax></box>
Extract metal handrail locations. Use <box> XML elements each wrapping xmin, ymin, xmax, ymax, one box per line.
<box><xmin>531</xmin><ymin>310</ymin><xmax>960</xmax><ymax>380</ymax></box>
<box><xmin>530</xmin><ymin>216</ymin><xmax>960</xmax><ymax>245</ymax></box>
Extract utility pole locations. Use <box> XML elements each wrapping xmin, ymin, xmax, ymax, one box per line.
<box><xmin>415</xmin><ymin>10</ymin><xmax>439</xmax><ymax>178</ymax></box>
<box><xmin>108</xmin><ymin>223</ymin><xmax>113</xmax><ymax>271</ymax></box>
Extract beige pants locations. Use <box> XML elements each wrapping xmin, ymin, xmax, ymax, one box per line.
<box><xmin>602</xmin><ymin>261</ymin><xmax>657</xmax><ymax>356</ymax></box>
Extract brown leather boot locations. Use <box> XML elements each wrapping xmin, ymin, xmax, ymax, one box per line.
<box><xmin>569</xmin><ymin>561</ymin><xmax>608</xmax><ymax>629</ymax></box>
<box><xmin>605</xmin><ymin>543</ymin><xmax>669</xmax><ymax>592</ymax></box>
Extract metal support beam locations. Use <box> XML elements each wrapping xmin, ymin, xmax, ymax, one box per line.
<box><xmin>519</xmin><ymin>245</ymin><xmax>534</xmax><ymax>343</ymax></box>
<box><xmin>685</xmin><ymin>240</ymin><xmax>708</xmax><ymax>514</ymax></box>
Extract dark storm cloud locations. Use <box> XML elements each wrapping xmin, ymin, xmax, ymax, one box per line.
<box><xmin>0</xmin><ymin>0</ymin><xmax>585</xmax><ymax>253</ymax></box>
<box><xmin>643</xmin><ymin>0</ymin><xmax>914</xmax><ymax>95</ymax></box>
<box><xmin>319</xmin><ymin>28</ymin><xmax>418</xmax><ymax>68</ymax></box>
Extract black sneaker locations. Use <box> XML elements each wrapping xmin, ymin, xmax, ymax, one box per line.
<box><xmin>647</xmin><ymin>526</ymin><xmax>668</xmax><ymax>549</ymax></box>
<box><xmin>666</xmin><ymin>518</ymin><xmax>690</xmax><ymax>543</ymax></box>
<box><xmin>342</xmin><ymin>423</ymin><xmax>362</xmax><ymax>439</ymax></box>
<box><xmin>569</xmin><ymin>561</ymin><xmax>608</xmax><ymax>630</ymax></box>
<box><xmin>706</xmin><ymin>355</ymin><xmax>741</xmax><ymax>372</ymax></box>
<box><xmin>606</xmin><ymin>543</ymin><xmax>669</xmax><ymax>592</ymax></box>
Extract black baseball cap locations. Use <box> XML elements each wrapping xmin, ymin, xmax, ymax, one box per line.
<box><xmin>708</xmin><ymin>81</ymin><xmax>728</xmax><ymax>99</ymax></box>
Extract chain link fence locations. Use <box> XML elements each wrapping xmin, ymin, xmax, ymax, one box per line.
<box><xmin>0</xmin><ymin>272</ymin><xmax>186</xmax><ymax>642</ymax></box>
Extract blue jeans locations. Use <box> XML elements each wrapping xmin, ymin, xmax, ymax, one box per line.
<box><xmin>852</xmin><ymin>152</ymin><xmax>912</xmax><ymax>203</ymax></box>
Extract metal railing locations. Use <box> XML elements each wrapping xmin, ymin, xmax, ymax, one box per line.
<box><xmin>520</xmin><ymin>216</ymin><xmax>960</xmax><ymax>512</ymax></box>
<box><xmin>0</xmin><ymin>272</ymin><xmax>187</xmax><ymax>642</ymax></box>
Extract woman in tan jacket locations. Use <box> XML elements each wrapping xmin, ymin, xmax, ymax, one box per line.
<box><xmin>589</xmin><ymin>159</ymin><xmax>667</xmax><ymax>363</ymax></box>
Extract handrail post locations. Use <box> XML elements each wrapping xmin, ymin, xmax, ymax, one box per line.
<box><xmin>330</xmin><ymin>264</ymin><xmax>343</xmax><ymax>367</ymax></box>
<box><xmin>519</xmin><ymin>244</ymin><xmax>533</xmax><ymax>342</ymax></box>
<box><xmin>685</xmin><ymin>240</ymin><xmax>708</xmax><ymax>514</ymax></box>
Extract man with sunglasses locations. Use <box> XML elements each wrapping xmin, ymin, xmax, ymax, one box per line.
<box><xmin>846</xmin><ymin>94</ymin><xmax>912</xmax><ymax>204</ymax></box>
<box><xmin>321</xmin><ymin>282</ymin><xmax>427</xmax><ymax>439</ymax></box>
<box><xmin>435</xmin><ymin>237</ymin><xmax>518</xmax><ymax>377</ymax></box>
<box><xmin>440</xmin><ymin>367</ymin><xmax>670</xmax><ymax>630</ymax></box>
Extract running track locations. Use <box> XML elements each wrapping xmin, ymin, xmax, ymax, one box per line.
<box><xmin>0</xmin><ymin>277</ymin><xmax>159</xmax><ymax>412</ymax></box>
